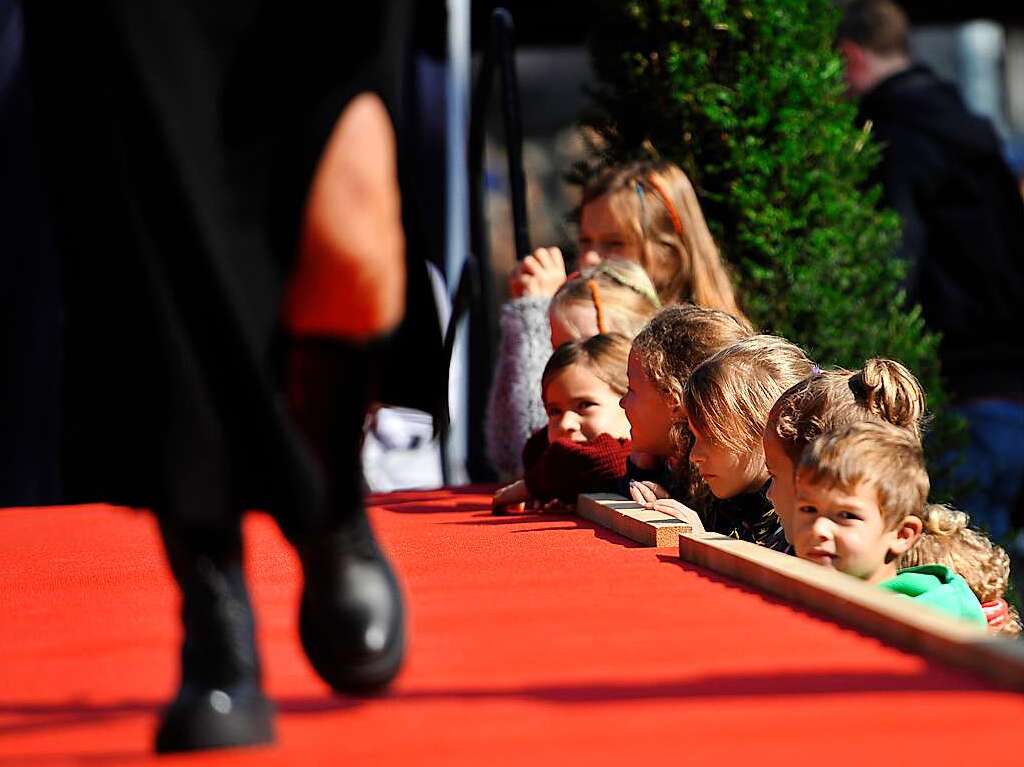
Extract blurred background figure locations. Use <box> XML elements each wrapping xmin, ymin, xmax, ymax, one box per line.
<box><xmin>837</xmin><ymin>0</ymin><xmax>1024</xmax><ymax>547</ymax></box>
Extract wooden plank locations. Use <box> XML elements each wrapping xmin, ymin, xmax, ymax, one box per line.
<box><xmin>576</xmin><ymin>493</ymin><xmax>694</xmax><ymax>547</ymax></box>
<box><xmin>678</xmin><ymin>532</ymin><xmax>1024</xmax><ymax>691</ymax></box>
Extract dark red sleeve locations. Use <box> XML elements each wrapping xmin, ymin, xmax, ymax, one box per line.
<box><xmin>523</xmin><ymin>434</ymin><xmax>632</xmax><ymax>503</ymax></box>
<box><xmin>521</xmin><ymin>428</ymin><xmax>550</xmax><ymax>473</ymax></box>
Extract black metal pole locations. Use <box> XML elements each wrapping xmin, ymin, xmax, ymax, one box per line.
<box><xmin>492</xmin><ymin>8</ymin><xmax>531</xmax><ymax>260</ymax></box>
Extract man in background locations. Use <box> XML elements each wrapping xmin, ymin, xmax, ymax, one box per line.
<box><xmin>837</xmin><ymin>0</ymin><xmax>1024</xmax><ymax>545</ymax></box>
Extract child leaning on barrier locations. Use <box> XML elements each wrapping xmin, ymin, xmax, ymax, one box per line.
<box><xmin>620</xmin><ymin>305</ymin><xmax>752</xmax><ymax>513</ymax></box>
<box><xmin>492</xmin><ymin>334</ymin><xmax>633</xmax><ymax>513</ymax></box>
<box><xmin>900</xmin><ymin>505</ymin><xmax>1021</xmax><ymax>636</ymax></box>
<box><xmin>763</xmin><ymin>358</ymin><xmax>926</xmax><ymax>543</ymax></box>
<box><xmin>792</xmin><ymin>421</ymin><xmax>986</xmax><ymax>625</ymax></box>
<box><xmin>487</xmin><ymin>261</ymin><xmax>661</xmax><ymax>481</ymax></box>
<box><xmin>664</xmin><ymin>335</ymin><xmax>814</xmax><ymax>550</ymax></box>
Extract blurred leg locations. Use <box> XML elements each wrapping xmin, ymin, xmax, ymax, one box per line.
<box><xmin>283</xmin><ymin>93</ymin><xmax>407</xmax><ymax>692</ymax></box>
<box><xmin>154</xmin><ymin>514</ymin><xmax>274</xmax><ymax>752</ymax></box>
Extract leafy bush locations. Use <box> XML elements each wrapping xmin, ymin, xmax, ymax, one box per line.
<box><xmin>584</xmin><ymin>0</ymin><xmax>960</xmax><ymax>490</ymax></box>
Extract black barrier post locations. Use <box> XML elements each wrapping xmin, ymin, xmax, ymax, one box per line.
<box><xmin>444</xmin><ymin>6</ymin><xmax>530</xmax><ymax>483</ymax></box>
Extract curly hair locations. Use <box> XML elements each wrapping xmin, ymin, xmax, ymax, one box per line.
<box><xmin>901</xmin><ymin>505</ymin><xmax>1021</xmax><ymax>636</ymax></box>
<box><xmin>631</xmin><ymin>306</ymin><xmax>752</xmax><ymax>487</ymax></box>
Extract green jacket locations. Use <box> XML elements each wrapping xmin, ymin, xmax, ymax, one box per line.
<box><xmin>879</xmin><ymin>565</ymin><xmax>986</xmax><ymax>626</ymax></box>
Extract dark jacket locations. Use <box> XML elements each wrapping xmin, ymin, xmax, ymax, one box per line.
<box><xmin>858</xmin><ymin>65</ymin><xmax>1024</xmax><ymax>401</ymax></box>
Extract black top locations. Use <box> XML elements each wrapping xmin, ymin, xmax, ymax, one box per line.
<box><xmin>703</xmin><ymin>483</ymin><xmax>788</xmax><ymax>552</ymax></box>
<box><xmin>858</xmin><ymin>65</ymin><xmax>1024</xmax><ymax>402</ymax></box>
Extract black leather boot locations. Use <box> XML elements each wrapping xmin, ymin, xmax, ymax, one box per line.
<box><xmin>154</xmin><ymin>518</ymin><xmax>275</xmax><ymax>753</ymax></box>
<box><xmin>287</xmin><ymin>338</ymin><xmax>405</xmax><ymax>693</ymax></box>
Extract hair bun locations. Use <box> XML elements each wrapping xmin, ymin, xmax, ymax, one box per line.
<box><xmin>854</xmin><ymin>358</ymin><xmax>925</xmax><ymax>435</ymax></box>
<box><xmin>921</xmin><ymin>504</ymin><xmax>969</xmax><ymax>537</ymax></box>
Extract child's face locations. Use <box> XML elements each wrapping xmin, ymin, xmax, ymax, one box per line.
<box><xmin>762</xmin><ymin>425</ymin><xmax>798</xmax><ymax>542</ymax></box>
<box><xmin>620</xmin><ymin>350</ymin><xmax>677</xmax><ymax>455</ymax></box>
<box><xmin>688</xmin><ymin>420</ymin><xmax>768</xmax><ymax>498</ymax></box>
<box><xmin>578</xmin><ymin>195</ymin><xmax>643</xmax><ymax>268</ymax></box>
<box><xmin>791</xmin><ymin>473</ymin><xmax>920</xmax><ymax>584</ymax></box>
<box><xmin>549</xmin><ymin>302</ymin><xmax>600</xmax><ymax>349</ymax></box>
<box><xmin>544</xmin><ymin>363</ymin><xmax>631</xmax><ymax>445</ymax></box>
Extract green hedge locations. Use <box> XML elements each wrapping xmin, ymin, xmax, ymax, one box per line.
<box><xmin>583</xmin><ymin>0</ymin><xmax>961</xmax><ymax>490</ymax></box>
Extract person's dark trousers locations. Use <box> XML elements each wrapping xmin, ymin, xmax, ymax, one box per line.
<box><xmin>285</xmin><ymin>337</ymin><xmax>406</xmax><ymax>693</ymax></box>
<box><xmin>154</xmin><ymin>514</ymin><xmax>275</xmax><ymax>753</ymax></box>
<box><xmin>950</xmin><ymin>400</ymin><xmax>1024</xmax><ymax>542</ymax></box>
<box><xmin>153</xmin><ymin>337</ymin><xmax>406</xmax><ymax>753</ymax></box>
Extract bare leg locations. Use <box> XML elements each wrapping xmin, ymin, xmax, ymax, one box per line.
<box><xmin>284</xmin><ymin>92</ymin><xmax>405</xmax><ymax>339</ymax></box>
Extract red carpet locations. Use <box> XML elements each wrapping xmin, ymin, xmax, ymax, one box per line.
<box><xmin>2</xmin><ymin>488</ymin><xmax>1021</xmax><ymax>765</ymax></box>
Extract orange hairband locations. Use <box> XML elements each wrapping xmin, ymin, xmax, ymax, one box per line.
<box><xmin>643</xmin><ymin>174</ymin><xmax>684</xmax><ymax>238</ymax></box>
<box><xmin>587</xmin><ymin>279</ymin><xmax>608</xmax><ymax>334</ymax></box>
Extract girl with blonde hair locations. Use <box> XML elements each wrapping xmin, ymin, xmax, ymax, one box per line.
<box><xmin>487</xmin><ymin>157</ymin><xmax>748</xmax><ymax>479</ymax></box>
<box><xmin>763</xmin><ymin>358</ymin><xmax>927</xmax><ymax>541</ymax></box>
<box><xmin>620</xmin><ymin>305</ymin><xmax>752</xmax><ymax>512</ymax></box>
<box><xmin>900</xmin><ymin>505</ymin><xmax>1021</xmax><ymax>636</ymax></box>
<box><xmin>577</xmin><ymin>159</ymin><xmax>745</xmax><ymax>314</ymax></box>
<box><xmin>659</xmin><ymin>335</ymin><xmax>814</xmax><ymax>549</ymax></box>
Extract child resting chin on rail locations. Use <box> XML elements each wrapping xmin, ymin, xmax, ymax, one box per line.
<box><xmin>492</xmin><ymin>334</ymin><xmax>633</xmax><ymax>514</ymax></box>
<box><xmin>651</xmin><ymin>335</ymin><xmax>813</xmax><ymax>550</ymax></box>
<box><xmin>792</xmin><ymin>420</ymin><xmax>986</xmax><ymax>625</ymax></box>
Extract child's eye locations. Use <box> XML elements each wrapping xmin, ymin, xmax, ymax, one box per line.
<box><xmin>546</xmin><ymin>408</ymin><xmax>561</xmax><ymax>418</ymax></box>
<box><xmin>797</xmin><ymin>505</ymin><xmax>816</xmax><ymax>515</ymax></box>
<box><xmin>577</xmin><ymin>401</ymin><xmax>598</xmax><ymax>411</ymax></box>
<box><xmin>839</xmin><ymin>511</ymin><xmax>862</xmax><ymax>522</ymax></box>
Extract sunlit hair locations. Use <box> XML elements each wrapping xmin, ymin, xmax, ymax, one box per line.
<box><xmin>837</xmin><ymin>0</ymin><xmax>910</xmax><ymax>56</ymax></box>
<box><xmin>900</xmin><ymin>505</ymin><xmax>1022</xmax><ymax>636</ymax></box>
<box><xmin>685</xmin><ymin>335</ymin><xmax>812</xmax><ymax>455</ymax></box>
<box><xmin>541</xmin><ymin>333</ymin><xmax>632</xmax><ymax>401</ymax></box>
<box><xmin>798</xmin><ymin>421</ymin><xmax>929</xmax><ymax>530</ymax></box>
<box><xmin>770</xmin><ymin>358</ymin><xmax>927</xmax><ymax>462</ymax></box>
<box><xmin>582</xmin><ymin>158</ymin><xmax>749</xmax><ymax>325</ymax></box>
<box><xmin>551</xmin><ymin>260</ymin><xmax>661</xmax><ymax>341</ymax></box>
<box><xmin>633</xmin><ymin>304</ymin><xmax>752</xmax><ymax>438</ymax></box>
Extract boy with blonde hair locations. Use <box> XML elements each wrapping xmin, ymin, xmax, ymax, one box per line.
<box><xmin>792</xmin><ymin>421</ymin><xmax>985</xmax><ymax>625</ymax></box>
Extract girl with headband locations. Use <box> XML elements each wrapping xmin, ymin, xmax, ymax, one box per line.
<box><xmin>487</xmin><ymin>158</ymin><xmax>750</xmax><ymax>480</ymax></box>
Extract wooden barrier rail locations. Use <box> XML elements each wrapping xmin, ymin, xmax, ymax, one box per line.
<box><xmin>577</xmin><ymin>493</ymin><xmax>1024</xmax><ymax>691</ymax></box>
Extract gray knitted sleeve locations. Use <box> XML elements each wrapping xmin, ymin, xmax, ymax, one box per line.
<box><xmin>485</xmin><ymin>296</ymin><xmax>553</xmax><ymax>481</ymax></box>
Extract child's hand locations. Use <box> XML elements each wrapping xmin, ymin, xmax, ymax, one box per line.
<box><xmin>492</xmin><ymin>480</ymin><xmax>530</xmax><ymax>515</ymax></box>
<box><xmin>629</xmin><ymin>480</ymin><xmax>670</xmax><ymax>504</ymax></box>
<box><xmin>541</xmin><ymin>498</ymin><xmax>573</xmax><ymax>514</ymax></box>
<box><xmin>508</xmin><ymin>247</ymin><xmax>567</xmax><ymax>298</ymax></box>
<box><xmin>643</xmin><ymin>499</ymin><xmax>706</xmax><ymax>533</ymax></box>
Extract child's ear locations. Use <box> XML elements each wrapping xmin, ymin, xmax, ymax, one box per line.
<box><xmin>889</xmin><ymin>515</ymin><xmax>923</xmax><ymax>557</ymax></box>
